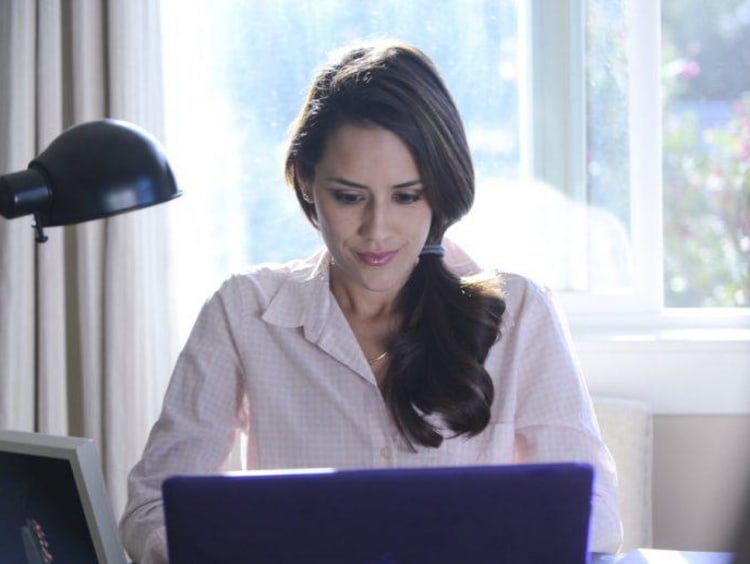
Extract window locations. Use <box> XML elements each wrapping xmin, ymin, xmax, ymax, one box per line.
<box><xmin>161</xmin><ymin>0</ymin><xmax>750</xmax><ymax>343</ymax></box>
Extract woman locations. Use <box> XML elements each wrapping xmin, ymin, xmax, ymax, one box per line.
<box><xmin>120</xmin><ymin>39</ymin><xmax>623</xmax><ymax>562</ymax></box>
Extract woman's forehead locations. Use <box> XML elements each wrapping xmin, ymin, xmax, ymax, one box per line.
<box><xmin>317</xmin><ymin>124</ymin><xmax>418</xmax><ymax>176</ymax></box>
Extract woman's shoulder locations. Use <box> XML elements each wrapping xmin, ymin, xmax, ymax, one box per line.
<box><xmin>499</xmin><ymin>271</ymin><xmax>549</xmax><ymax>300</ymax></box>
<box><xmin>214</xmin><ymin>250</ymin><xmax>326</xmax><ymax>304</ymax></box>
<box><xmin>495</xmin><ymin>272</ymin><xmax>563</xmax><ymax>330</ymax></box>
<box><xmin>446</xmin><ymin>241</ymin><xmax>556</xmax><ymax>308</ymax></box>
<box><xmin>230</xmin><ymin>250</ymin><xmax>322</xmax><ymax>283</ymax></box>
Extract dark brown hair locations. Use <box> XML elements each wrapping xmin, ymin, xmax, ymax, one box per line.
<box><xmin>285</xmin><ymin>39</ymin><xmax>505</xmax><ymax>449</ymax></box>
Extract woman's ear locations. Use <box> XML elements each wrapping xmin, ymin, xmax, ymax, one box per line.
<box><xmin>301</xmin><ymin>186</ymin><xmax>314</xmax><ymax>204</ymax></box>
<box><xmin>296</xmin><ymin>168</ymin><xmax>314</xmax><ymax>204</ymax></box>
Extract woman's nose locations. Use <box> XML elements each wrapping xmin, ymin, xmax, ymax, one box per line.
<box><xmin>359</xmin><ymin>199</ymin><xmax>389</xmax><ymax>240</ymax></box>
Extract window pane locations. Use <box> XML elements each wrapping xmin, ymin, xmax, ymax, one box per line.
<box><xmin>662</xmin><ymin>0</ymin><xmax>750</xmax><ymax>307</ymax></box>
<box><xmin>457</xmin><ymin>0</ymin><xmax>637</xmax><ymax>295</ymax></box>
<box><xmin>585</xmin><ymin>0</ymin><xmax>633</xmax><ymax>293</ymax></box>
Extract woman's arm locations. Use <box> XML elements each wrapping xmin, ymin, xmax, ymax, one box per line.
<box><xmin>119</xmin><ymin>281</ymin><xmax>249</xmax><ymax>564</ymax></box>
<box><xmin>503</xmin><ymin>277</ymin><xmax>623</xmax><ymax>553</ymax></box>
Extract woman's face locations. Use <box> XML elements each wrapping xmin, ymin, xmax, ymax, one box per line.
<box><xmin>306</xmin><ymin>124</ymin><xmax>433</xmax><ymax>302</ymax></box>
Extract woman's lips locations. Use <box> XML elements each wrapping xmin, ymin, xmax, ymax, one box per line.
<box><xmin>358</xmin><ymin>250</ymin><xmax>398</xmax><ymax>266</ymax></box>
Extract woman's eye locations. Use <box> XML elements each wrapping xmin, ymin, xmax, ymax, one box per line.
<box><xmin>393</xmin><ymin>192</ymin><xmax>422</xmax><ymax>204</ymax></box>
<box><xmin>333</xmin><ymin>191</ymin><xmax>364</xmax><ymax>204</ymax></box>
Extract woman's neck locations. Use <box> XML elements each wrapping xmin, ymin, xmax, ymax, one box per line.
<box><xmin>329</xmin><ymin>270</ymin><xmax>400</xmax><ymax>322</ymax></box>
<box><xmin>330</xmin><ymin>272</ymin><xmax>401</xmax><ymax>378</ymax></box>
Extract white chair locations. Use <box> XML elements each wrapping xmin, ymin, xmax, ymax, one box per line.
<box><xmin>593</xmin><ymin>396</ymin><xmax>654</xmax><ymax>551</ymax></box>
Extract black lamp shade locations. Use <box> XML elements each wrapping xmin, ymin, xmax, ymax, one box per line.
<box><xmin>0</xmin><ymin>119</ymin><xmax>181</xmax><ymax>231</ymax></box>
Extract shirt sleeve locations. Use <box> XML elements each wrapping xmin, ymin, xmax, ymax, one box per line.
<box><xmin>506</xmin><ymin>279</ymin><xmax>624</xmax><ymax>553</ymax></box>
<box><xmin>119</xmin><ymin>279</ymin><xmax>249</xmax><ymax>563</ymax></box>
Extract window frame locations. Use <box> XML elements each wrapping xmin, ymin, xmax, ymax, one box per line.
<box><xmin>529</xmin><ymin>0</ymin><xmax>750</xmax><ymax>332</ymax></box>
<box><xmin>526</xmin><ymin>0</ymin><xmax>750</xmax><ymax>416</ymax></box>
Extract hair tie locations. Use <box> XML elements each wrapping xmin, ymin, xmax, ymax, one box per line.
<box><xmin>420</xmin><ymin>244</ymin><xmax>445</xmax><ymax>257</ymax></box>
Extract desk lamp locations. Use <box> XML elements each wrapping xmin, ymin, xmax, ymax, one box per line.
<box><xmin>0</xmin><ymin>119</ymin><xmax>181</xmax><ymax>242</ymax></box>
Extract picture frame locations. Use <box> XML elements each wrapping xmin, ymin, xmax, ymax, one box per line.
<box><xmin>0</xmin><ymin>430</ymin><xmax>127</xmax><ymax>564</ymax></box>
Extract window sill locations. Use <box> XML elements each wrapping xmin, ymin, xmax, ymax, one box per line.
<box><xmin>572</xmin><ymin>326</ymin><xmax>750</xmax><ymax>348</ymax></box>
<box><xmin>568</xmin><ymin>319</ymin><xmax>750</xmax><ymax>416</ymax></box>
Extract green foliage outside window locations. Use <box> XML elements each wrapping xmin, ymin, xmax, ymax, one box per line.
<box><xmin>662</xmin><ymin>0</ymin><xmax>750</xmax><ymax>307</ymax></box>
<box><xmin>663</xmin><ymin>96</ymin><xmax>750</xmax><ymax>307</ymax></box>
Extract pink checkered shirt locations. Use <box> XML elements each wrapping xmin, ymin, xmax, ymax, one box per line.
<box><xmin>120</xmin><ymin>250</ymin><xmax>622</xmax><ymax>563</ymax></box>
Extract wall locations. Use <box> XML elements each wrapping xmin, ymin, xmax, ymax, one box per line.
<box><xmin>652</xmin><ymin>414</ymin><xmax>750</xmax><ymax>552</ymax></box>
<box><xmin>576</xmin><ymin>334</ymin><xmax>750</xmax><ymax>552</ymax></box>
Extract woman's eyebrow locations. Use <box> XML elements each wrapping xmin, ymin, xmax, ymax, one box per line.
<box><xmin>326</xmin><ymin>177</ymin><xmax>367</xmax><ymax>188</ymax></box>
<box><xmin>392</xmin><ymin>179</ymin><xmax>422</xmax><ymax>189</ymax></box>
<box><xmin>326</xmin><ymin>177</ymin><xmax>422</xmax><ymax>189</ymax></box>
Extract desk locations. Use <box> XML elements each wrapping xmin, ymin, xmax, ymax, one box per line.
<box><xmin>592</xmin><ymin>550</ymin><xmax>733</xmax><ymax>563</ymax></box>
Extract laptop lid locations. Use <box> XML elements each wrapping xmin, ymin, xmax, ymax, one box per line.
<box><xmin>163</xmin><ymin>463</ymin><xmax>594</xmax><ymax>564</ymax></box>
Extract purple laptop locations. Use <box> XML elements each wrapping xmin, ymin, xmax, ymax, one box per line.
<box><xmin>163</xmin><ymin>463</ymin><xmax>594</xmax><ymax>564</ymax></box>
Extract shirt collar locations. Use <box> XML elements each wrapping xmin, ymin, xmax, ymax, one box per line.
<box><xmin>261</xmin><ymin>248</ymin><xmax>330</xmax><ymax>336</ymax></box>
<box><xmin>260</xmin><ymin>248</ymin><xmax>375</xmax><ymax>382</ymax></box>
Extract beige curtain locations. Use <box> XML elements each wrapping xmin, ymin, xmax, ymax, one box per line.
<box><xmin>0</xmin><ymin>0</ymin><xmax>177</xmax><ymax>518</ymax></box>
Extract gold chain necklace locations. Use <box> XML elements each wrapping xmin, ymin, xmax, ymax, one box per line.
<box><xmin>368</xmin><ymin>351</ymin><xmax>389</xmax><ymax>365</ymax></box>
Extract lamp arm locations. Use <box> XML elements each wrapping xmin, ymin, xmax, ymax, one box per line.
<box><xmin>32</xmin><ymin>214</ymin><xmax>49</xmax><ymax>243</ymax></box>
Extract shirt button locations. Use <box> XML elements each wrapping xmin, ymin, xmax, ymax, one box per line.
<box><xmin>380</xmin><ymin>446</ymin><xmax>393</xmax><ymax>460</ymax></box>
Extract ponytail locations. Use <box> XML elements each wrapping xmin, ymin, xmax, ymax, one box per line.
<box><xmin>382</xmin><ymin>255</ymin><xmax>505</xmax><ymax>450</ymax></box>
